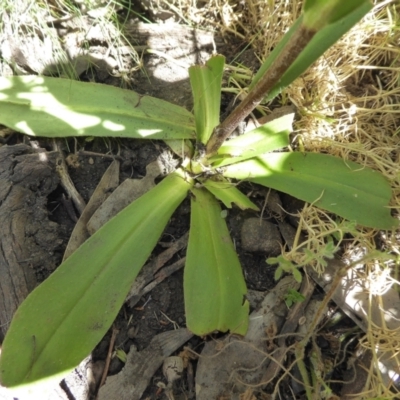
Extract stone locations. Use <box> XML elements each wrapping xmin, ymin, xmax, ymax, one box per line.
<box><xmin>241</xmin><ymin>218</ymin><xmax>282</xmax><ymax>255</ymax></box>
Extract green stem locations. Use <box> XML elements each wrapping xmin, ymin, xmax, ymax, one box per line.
<box><xmin>205</xmin><ymin>23</ymin><xmax>317</xmax><ymax>157</ymax></box>
<box><xmin>295</xmin><ymin>342</ymin><xmax>313</xmax><ymax>400</ymax></box>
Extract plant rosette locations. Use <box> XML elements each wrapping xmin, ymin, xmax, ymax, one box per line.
<box><xmin>0</xmin><ymin>0</ymin><xmax>397</xmax><ymax>390</ymax></box>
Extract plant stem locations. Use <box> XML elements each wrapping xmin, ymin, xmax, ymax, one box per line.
<box><xmin>205</xmin><ymin>23</ymin><xmax>317</xmax><ymax>156</ymax></box>
<box><xmin>294</xmin><ymin>262</ymin><xmax>348</xmax><ymax>400</ymax></box>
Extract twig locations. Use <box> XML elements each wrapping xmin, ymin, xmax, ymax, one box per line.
<box><xmin>294</xmin><ymin>260</ymin><xmax>356</xmax><ymax>399</ymax></box>
<box><xmin>78</xmin><ymin>150</ymin><xmax>123</xmax><ymax>161</ymax></box>
<box><xmin>126</xmin><ymin>232</ymin><xmax>189</xmax><ymax>306</ymax></box>
<box><xmin>141</xmin><ymin>258</ymin><xmax>186</xmax><ymax>297</ymax></box>
<box><xmin>98</xmin><ymin>326</ymin><xmax>119</xmax><ymax>390</ymax></box>
<box><xmin>261</xmin><ymin>277</ymin><xmax>315</xmax><ymax>386</ymax></box>
<box><xmin>52</xmin><ymin>140</ymin><xmax>86</xmax><ymax>214</ymax></box>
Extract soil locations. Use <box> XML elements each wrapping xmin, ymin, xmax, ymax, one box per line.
<box><xmin>0</xmin><ymin>6</ymin><xmax>374</xmax><ymax>400</ymax></box>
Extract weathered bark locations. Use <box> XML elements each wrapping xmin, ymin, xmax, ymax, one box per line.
<box><xmin>0</xmin><ymin>144</ymin><xmax>60</xmax><ymax>340</ymax></box>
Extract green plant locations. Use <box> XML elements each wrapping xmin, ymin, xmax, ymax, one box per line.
<box><xmin>0</xmin><ymin>0</ymin><xmax>397</xmax><ymax>390</ymax></box>
<box><xmin>284</xmin><ymin>289</ymin><xmax>306</xmax><ymax>308</ymax></box>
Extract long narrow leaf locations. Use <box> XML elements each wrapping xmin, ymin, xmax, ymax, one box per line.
<box><xmin>0</xmin><ymin>170</ymin><xmax>193</xmax><ymax>388</ymax></box>
<box><xmin>249</xmin><ymin>2</ymin><xmax>372</xmax><ymax>101</ymax></box>
<box><xmin>164</xmin><ymin>139</ymin><xmax>194</xmax><ymax>159</ymax></box>
<box><xmin>209</xmin><ymin>114</ymin><xmax>292</xmax><ymax>167</ymax></box>
<box><xmin>202</xmin><ymin>179</ymin><xmax>259</xmax><ymax>211</ymax></box>
<box><xmin>185</xmin><ymin>187</ymin><xmax>249</xmax><ymax>336</ymax></box>
<box><xmin>189</xmin><ymin>55</ymin><xmax>224</xmax><ymax>144</ymax></box>
<box><xmin>0</xmin><ymin>76</ymin><xmax>195</xmax><ymax>139</ymax></box>
<box><xmin>303</xmin><ymin>0</ymin><xmax>370</xmax><ymax>29</ymax></box>
<box><xmin>223</xmin><ymin>152</ymin><xmax>397</xmax><ymax>230</ymax></box>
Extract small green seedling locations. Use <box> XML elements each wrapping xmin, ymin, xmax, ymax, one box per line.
<box><xmin>0</xmin><ymin>0</ymin><xmax>396</xmax><ymax>390</ymax></box>
<box><xmin>284</xmin><ymin>289</ymin><xmax>306</xmax><ymax>308</ymax></box>
<box><xmin>268</xmin><ymin>255</ymin><xmax>304</xmax><ymax>283</ymax></box>
<box><xmin>115</xmin><ymin>349</ymin><xmax>127</xmax><ymax>364</ymax></box>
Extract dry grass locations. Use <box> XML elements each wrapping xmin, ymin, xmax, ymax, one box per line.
<box><xmin>0</xmin><ymin>0</ymin><xmax>139</xmax><ymax>79</ymax></box>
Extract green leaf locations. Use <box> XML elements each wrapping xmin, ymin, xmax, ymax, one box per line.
<box><xmin>284</xmin><ymin>289</ymin><xmax>305</xmax><ymax>308</ymax></box>
<box><xmin>0</xmin><ymin>76</ymin><xmax>195</xmax><ymax>139</ymax></box>
<box><xmin>202</xmin><ymin>179</ymin><xmax>259</xmax><ymax>211</ymax></box>
<box><xmin>303</xmin><ymin>0</ymin><xmax>371</xmax><ymax>30</ymax></box>
<box><xmin>209</xmin><ymin>114</ymin><xmax>293</xmax><ymax>167</ymax></box>
<box><xmin>249</xmin><ymin>3</ymin><xmax>372</xmax><ymax>101</ymax></box>
<box><xmin>189</xmin><ymin>55</ymin><xmax>225</xmax><ymax>144</ymax></box>
<box><xmin>223</xmin><ymin>152</ymin><xmax>398</xmax><ymax>230</ymax></box>
<box><xmin>164</xmin><ymin>139</ymin><xmax>194</xmax><ymax>159</ymax></box>
<box><xmin>292</xmin><ymin>269</ymin><xmax>303</xmax><ymax>283</ymax></box>
<box><xmin>0</xmin><ymin>170</ymin><xmax>193</xmax><ymax>389</ymax></box>
<box><xmin>275</xmin><ymin>267</ymin><xmax>283</xmax><ymax>281</ymax></box>
<box><xmin>115</xmin><ymin>349</ymin><xmax>127</xmax><ymax>363</ymax></box>
<box><xmin>185</xmin><ymin>187</ymin><xmax>249</xmax><ymax>336</ymax></box>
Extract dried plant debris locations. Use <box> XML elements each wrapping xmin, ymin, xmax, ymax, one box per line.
<box><xmin>97</xmin><ymin>329</ymin><xmax>193</xmax><ymax>400</ymax></box>
<box><xmin>87</xmin><ymin>159</ymin><xmax>162</xmax><ymax>234</ymax></box>
<box><xmin>195</xmin><ymin>276</ymin><xmax>301</xmax><ymax>399</ymax></box>
<box><xmin>0</xmin><ymin>1</ymin><xmax>139</xmax><ymax>79</ymax></box>
<box><xmin>63</xmin><ymin>159</ymin><xmax>120</xmax><ymax>260</ymax></box>
<box><xmin>307</xmin><ymin>257</ymin><xmax>400</xmax><ymax>392</ymax></box>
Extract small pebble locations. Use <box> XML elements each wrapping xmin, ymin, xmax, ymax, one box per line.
<box><xmin>163</xmin><ymin>356</ymin><xmax>183</xmax><ymax>383</ymax></box>
<box><xmin>127</xmin><ymin>326</ymin><xmax>138</xmax><ymax>339</ymax></box>
<box><xmin>241</xmin><ymin>218</ymin><xmax>282</xmax><ymax>255</ymax></box>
